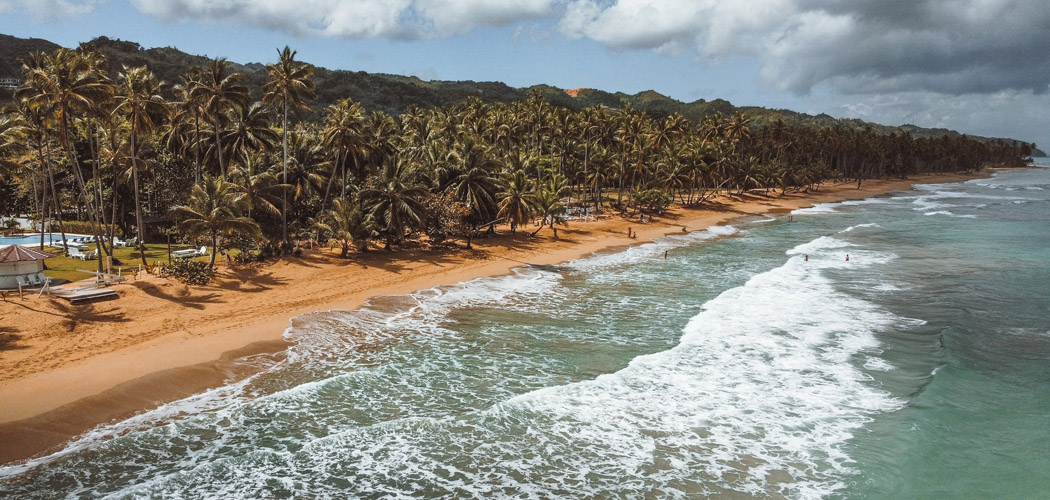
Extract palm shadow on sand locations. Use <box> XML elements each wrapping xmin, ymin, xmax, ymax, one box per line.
<box><xmin>131</xmin><ymin>282</ymin><xmax>222</xmax><ymax>310</ymax></box>
<box><xmin>0</xmin><ymin>323</ymin><xmax>27</xmax><ymax>352</ymax></box>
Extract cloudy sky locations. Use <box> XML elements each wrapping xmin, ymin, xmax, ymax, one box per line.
<box><xmin>1</xmin><ymin>0</ymin><xmax>1047</xmax><ymax>150</ymax></box>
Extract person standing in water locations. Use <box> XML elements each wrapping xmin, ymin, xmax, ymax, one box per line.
<box><xmin>846</xmin><ymin>254</ymin><xmax>850</xmax><ymax>262</ymax></box>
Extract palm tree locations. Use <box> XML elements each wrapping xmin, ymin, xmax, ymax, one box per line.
<box><xmin>170</xmin><ymin>66</ymin><xmax>206</xmax><ymax>182</ymax></box>
<box><xmin>283</xmin><ymin>128</ymin><xmax>329</xmax><ymax>214</ymax></box>
<box><xmin>12</xmin><ymin>97</ymin><xmax>71</xmax><ymax>252</ymax></box>
<box><xmin>19</xmin><ymin>48</ymin><xmax>113</xmax><ymax>268</ymax></box>
<box><xmin>189</xmin><ymin>58</ymin><xmax>249</xmax><ymax>181</ymax></box>
<box><xmin>530</xmin><ymin>186</ymin><xmax>566</xmax><ymax>239</ymax></box>
<box><xmin>312</xmin><ymin>196</ymin><xmax>376</xmax><ymax>257</ymax></box>
<box><xmin>228</xmin><ymin>152</ymin><xmax>288</xmax><ymax>221</ymax></box>
<box><xmin>263</xmin><ymin>46</ymin><xmax>315</xmax><ymax>246</ymax></box>
<box><xmin>361</xmin><ymin>157</ymin><xmax>426</xmax><ymax>250</ymax></box>
<box><xmin>0</xmin><ymin>114</ymin><xmax>22</xmax><ymax>176</ymax></box>
<box><xmin>171</xmin><ymin>174</ymin><xmax>260</xmax><ymax>269</ymax></box>
<box><xmin>497</xmin><ymin>169</ymin><xmax>535</xmax><ymax>234</ymax></box>
<box><xmin>113</xmin><ymin>65</ymin><xmax>169</xmax><ymax>269</ymax></box>
<box><xmin>221</xmin><ymin>101</ymin><xmax>278</xmax><ymax>167</ymax></box>
<box><xmin>321</xmin><ymin>98</ymin><xmax>366</xmax><ymax>207</ymax></box>
<box><xmin>443</xmin><ymin>137</ymin><xmax>502</xmax><ymax>234</ymax></box>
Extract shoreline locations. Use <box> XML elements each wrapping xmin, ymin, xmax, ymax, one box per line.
<box><xmin>0</xmin><ymin>171</ymin><xmax>989</xmax><ymax>465</ymax></box>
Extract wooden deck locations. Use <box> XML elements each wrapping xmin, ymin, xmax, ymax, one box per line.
<box><xmin>51</xmin><ymin>287</ymin><xmax>119</xmax><ymax>305</ymax></box>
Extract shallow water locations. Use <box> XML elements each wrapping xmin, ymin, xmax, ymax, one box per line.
<box><xmin>2</xmin><ymin>164</ymin><xmax>1048</xmax><ymax>499</ymax></box>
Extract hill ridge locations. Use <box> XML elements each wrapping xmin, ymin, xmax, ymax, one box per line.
<box><xmin>0</xmin><ymin>33</ymin><xmax>1040</xmax><ymax>154</ymax></box>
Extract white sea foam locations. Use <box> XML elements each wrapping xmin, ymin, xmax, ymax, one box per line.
<box><xmin>924</xmin><ymin>210</ymin><xmax>977</xmax><ymax>218</ymax></box>
<box><xmin>468</xmin><ymin>235</ymin><xmax>907</xmax><ymax>499</ymax></box>
<box><xmin>1</xmin><ymin>229</ymin><xmax>911</xmax><ymax>499</ymax></box>
<box><xmin>792</xmin><ymin>203</ymin><xmax>839</xmax><ymax>215</ymax></box>
<box><xmin>840</xmin><ymin>223</ymin><xmax>882</xmax><ymax>233</ymax></box>
<box><xmin>566</xmin><ymin>224</ymin><xmax>739</xmax><ymax>273</ymax></box>
<box><xmin>793</xmin><ymin>198</ymin><xmax>893</xmax><ymax>216</ymax></box>
<box><xmin>864</xmin><ymin>357</ymin><xmax>895</xmax><ymax>372</ymax></box>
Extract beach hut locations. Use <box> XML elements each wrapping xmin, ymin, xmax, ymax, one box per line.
<box><xmin>0</xmin><ymin>245</ymin><xmax>53</xmax><ymax>289</ymax></box>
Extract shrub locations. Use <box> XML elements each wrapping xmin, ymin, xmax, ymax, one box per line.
<box><xmin>55</xmin><ymin>220</ymin><xmax>96</xmax><ymax>235</ymax></box>
<box><xmin>158</xmin><ymin>259</ymin><xmax>214</xmax><ymax>286</ymax></box>
<box><xmin>630</xmin><ymin>189</ymin><xmax>672</xmax><ymax>214</ymax></box>
<box><xmin>52</xmin><ymin>221</ymin><xmax>125</xmax><ymax>238</ymax></box>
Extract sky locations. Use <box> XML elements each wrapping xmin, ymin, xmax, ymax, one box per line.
<box><xmin>0</xmin><ymin>0</ymin><xmax>1047</xmax><ymax>151</ymax></box>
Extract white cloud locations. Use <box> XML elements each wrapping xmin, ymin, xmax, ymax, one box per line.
<box><xmin>131</xmin><ymin>0</ymin><xmax>409</xmax><ymax>37</ymax></box>
<box><xmin>559</xmin><ymin>0</ymin><xmax>1050</xmax><ymax>96</ymax></box>
<box><xmin>0</xmin><ymin>0</ymin><xmax>99</xmax><ymax>20</ymax></box>
<box><xmin>416</xmin><ymin>0</ymin><xmax>554</xmax><ymax>36</ymax></box>
<box><xmin>131</xmin><ymin>0</ymin><xmax>556</xmax><ymax>39</ymax></box>
<box><xmin>560</xmin><ymin>0</ymin><xmax>707</xmax><ymax>53</ymax></box>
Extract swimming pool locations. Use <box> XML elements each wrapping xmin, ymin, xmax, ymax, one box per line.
<box><xmin>0</xmin><ymin>233</ymin><xmax>91</xmax><ymax>248</ymax></box>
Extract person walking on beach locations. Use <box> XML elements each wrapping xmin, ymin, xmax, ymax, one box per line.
<box><xmin>627</xmin><ymin>226</ymin><xmax>632</xmax><ymax>238</ymax></box>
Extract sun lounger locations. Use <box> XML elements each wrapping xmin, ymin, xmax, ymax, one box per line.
<box><xmin>172</xmin><ymin>246</ymin><xmax>207</xmax><ymax>259</ymax></box>
<box><xmin>16</xmin><ymin>275</ymin><xmax>33</xmax><ymax>289</ymax></box>
<box><xmin>67</xmin><ymin>247</ymin><xmax>89</xmax><ymax>260</ymax></box>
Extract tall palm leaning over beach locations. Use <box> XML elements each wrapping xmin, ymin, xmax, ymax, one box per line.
<box><xmin>263</xmin><ymin>46</ymin><xmax>315</xmax><ymax>248</ymax></box>
<box><xmin>113</xmin><ymin>65</ymin><xmax>169</xmax><ymax>269</ymax></box>
<box><xmin>171</xmin><ymin>174</ymin><xmax>260</xmax><ymax>270</ymax></box>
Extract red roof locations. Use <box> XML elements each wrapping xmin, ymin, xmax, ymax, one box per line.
<box><xmin>0</xmin><ymin>245</ymin><xmax>54</xmax><ymax>262</ymax></box>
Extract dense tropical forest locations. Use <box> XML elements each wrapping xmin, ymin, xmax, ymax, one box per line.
<box><xmin>0</xmin><ymin>41</ymin><xmax>1035</xmax><ymax>275</ymax></box>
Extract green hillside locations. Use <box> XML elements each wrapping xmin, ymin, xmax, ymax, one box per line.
<box><xmin>0</xmin><ymin>34</ymin><xmax>1039</xmax><ymax>153</ymax></box>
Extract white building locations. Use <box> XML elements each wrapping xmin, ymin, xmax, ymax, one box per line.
<box><xmin>0</xmin><ymin>245</ymin><xmax>53</xmax><ymax>289</ymax></box>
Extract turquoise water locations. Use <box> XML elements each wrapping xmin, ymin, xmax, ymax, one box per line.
<box><xmin>1</xmin><ymin>164</ymin><xmax>1047</xmax><ymax>499</ymax></box>
<box><xmin>0</xmin><ymin>234</ymin><xmax>88</xmax><ymax>248</ymax></box>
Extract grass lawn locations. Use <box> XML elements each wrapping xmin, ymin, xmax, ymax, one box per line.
<box><xmin>40</xmin><ymin>243</ymin><xmax>206</xmax><ymax>282</ymax></box>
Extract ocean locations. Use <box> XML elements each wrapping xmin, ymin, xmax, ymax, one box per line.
<box><xmin>2</xmin><ymin>162</ymin><xmax>1048</xmax><ymax>499</ymax></box>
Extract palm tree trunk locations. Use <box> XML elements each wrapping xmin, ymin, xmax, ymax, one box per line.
<box><xmin>319</xmin><ymin>146</ymin><xmax>342</xmax><ymax>216</ymax></box>
<box><xmin>42</xmin><ymin>143</ymin><xmax>70</xmax><ymax>255</ymax></box>
<box><xmin>209</xmin><ymin>231</ymin><xmax>218</xmax><ymax>269</ymax></box>
<box><xmin>131</xmin><ymin>127</ymin><xmax>149</xmax><ymax>270</ymax></box>
<box><xmin>213</xmin><ymin>118</ymin><xmax>227</xmax><ymax>181</ymax></box>
<box><xmin>281</xmin><ymin>97</ymin><xmax>289</xmax><ymax>246</ymax></box>
<box><xmin>193</xmin><ymin>111</ymin><xmax>202</xmax><ymax>183</ymax></box>
<box><xmin>530</xmin><ymin>217</ymin><xmax>545</xmax><ymax>237</ymax></box>
<box><xmin>59</xmin><ymin>115</ymin><xmax>105</xmax><ymax>273</ymax></box>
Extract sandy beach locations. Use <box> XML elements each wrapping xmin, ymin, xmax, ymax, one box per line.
<box><xmin>0</xmin><ymin>172</ymin><xmax>984</xmax><ymax>465</ymax></box>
